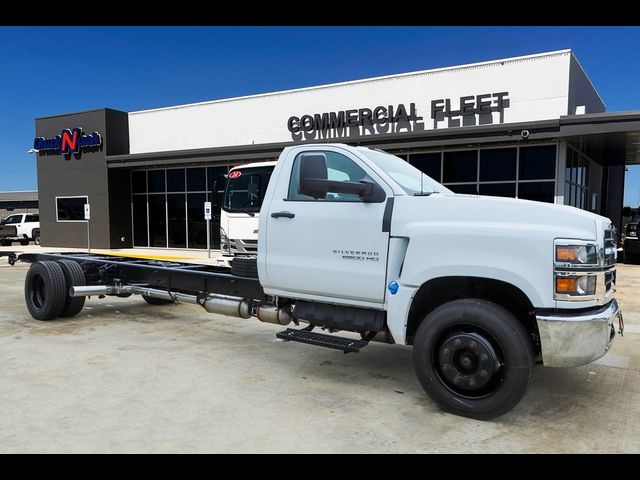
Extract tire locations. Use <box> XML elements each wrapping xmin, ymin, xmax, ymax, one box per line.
<box><xmin>32</xmin><ymin>229</ymin><xmax>40</xmax><ymax>245</ymax></box>
<box><xmin>19</xmin><ymin>239</ymin><xmax>29</xmax><ymax>246</ymax></box>
<box><xmin>413</xmin><ymin>298</ymin><xmax>534</xmax><ymax>420</ymax></box>
<box><xmin>142</xmin><ymin>295</ymin><xmax>173</xmax><ymax>305</ymax></box>
<box><xmin>24</xmin><ymin>261</ymin><xmax>67</xmax><ymax>320</ymax></box>
<box><xmin>231</xmin><ymin>256</ymin><xmax>258</xmax><ymax>278</ymax></box>
<box><xmin>57</xmin><ymin>260</ymin><xmax>86</xmax><ymax>318</ymax></box>
<box><xmin>0</xmin><ymin>239</ymin><xmax>11</xmax><ymax>246</ymax></box>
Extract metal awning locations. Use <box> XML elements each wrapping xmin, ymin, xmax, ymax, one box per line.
<box><xmin>559</xmin><ymin>111</ymin><xmax>640</xmax><ymax>165</ymax></box>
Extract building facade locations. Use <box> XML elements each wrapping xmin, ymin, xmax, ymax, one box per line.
<box><xmin>0</xmin><ymin>191</ymin><xmax>38</xmax><ymax>219</ymax></box>
<box><xmin>33</xmin><ymin>50</ymin><xmax>640</xmax><ymax>249</ymax></box>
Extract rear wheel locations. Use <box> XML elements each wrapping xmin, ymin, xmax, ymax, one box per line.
<box><xmin>0</xmin><ymin>239</ymin><xmax>11</xmax><ymax>246</ymax></box>
<box><xmin>24</xmin><ymin>261</ymin><xmax>67</xmax><ymax>320</ymax></box>
<box><xmin>142</xmin><ymin>295</ymin><xmax>173</xmax><ymax>305</ymax></box>
<box><xmin>413</xmin><ymin>299</ymin><xmax>534</xmax><ymax>420</ymax></box>
<box><xmin>32</xmin><ymin>229</ymin><xmax>40</xmax><ymax>245</ymax></box>
<box><xmin>57</xmin><ymin>260</ymin><xmax>86</xmax><ymax>317</ymax></box>
<box><xmin>19</xmin><ymin>239</ymin><xmax>29</xmax><ymax>246</ymax></box>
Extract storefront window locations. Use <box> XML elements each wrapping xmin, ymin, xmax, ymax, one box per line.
<box><xmin>564</xmin><ymin>145</ymin><xmax>590</xmax><ymax>211</ymax></box>
<box><xmin>519</xmin><ymin>146</ymin><xmax>556</xmax><ymax>180</ymax></box>
<box><xmin>132</xmin><ymin>171</ymin><xmax>146</xmax><ymax>194</ymax></box>
<box><xmin>518</xmin><ymin>182</ymin><xmax>555</xmax><ymax>203</ymax></box>
<box><xmin>187</xmin><ymin>168</ymin><xmax>206</xmax><ymax>191</ymax></box>
<box><xmin>148</xmin><ymin>170</ymin><xmax>165</xmax><ymax>193</ymax></box>
<box><xmin>187</xmin><ymin>193</ymin><xmax>206</xmax><ymax>249</ymax></box>
<box><xmin>409</xmin><ymin>152</ymin><xmax>441</xmax><ymax>182</ymax></box>
<box><xmin>479</xmin><ymin>183</ymin><xmax>516</xmax><ymax>198</ymax></box>
<box><xmin>56</xmin><ymin>196</ymin><xmax>87</xmax><ymax>222</ymax></box>
<box><xmin>167</xmin><ymin>193</ymin><xmax>186</xmax><ymax>248</ymax></box>
<box><xmin>443</xmin><ymin>150</ymin><xmax>477</xmax><ymax>183</ymax></box>
<box><xmin>167</xmin><ymin>169</ymin><xmax>185</xmax><ymax>192</ymax></box>
<box><xmin>148</xmin><ymin>195</ymin><xmax>166</xmax><ymax>247</ymax></box>
<box><xmin>448</xmin><ymin>184</ymin><xmax>478</xmax><ymax>195</ymax></box>
<box><xmin>480</xmin><ymin>148</ymin><xmax>516</xmax><ymax>181</ymax></box>
<box><xmin>132</xmin><ymin>196</ymin><xmax>148</xmax><ymax>247</ymax></box>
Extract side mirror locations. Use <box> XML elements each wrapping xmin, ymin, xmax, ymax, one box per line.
<box><xmin>298</xmin><ymin>153</ymin><xmax>386</xmax><ymax>203</ymax></box>
<box><xmin>299</xmin><ymin>153</ymin><xmax>328</xmax><ymax>200</ymax></box>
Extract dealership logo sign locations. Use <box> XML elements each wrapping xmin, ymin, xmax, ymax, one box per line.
<box><xmin>287</xmin><ymin>92</ymin><xmax>510</xmax><ymax>141</ymax></box>
<box><xmin>33</xmin><ymin>127</ymin><xmax>102</xmax><ymax>155</ymax></box>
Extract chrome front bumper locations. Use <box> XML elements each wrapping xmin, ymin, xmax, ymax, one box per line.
<box><xmin>536</xmin><ymin>299</ymin><xmax>621</xmax><ymax>367</ymax></box>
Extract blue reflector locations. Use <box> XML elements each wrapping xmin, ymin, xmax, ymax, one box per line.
<box><xmin>388</xmin><ymin>281</ymin><xmax>399</xmax><ymax>295</ymax></box>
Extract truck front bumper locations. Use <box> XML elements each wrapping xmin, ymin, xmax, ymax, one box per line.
<box><xmin>536</xmin><ymin>299</ymin><xmax>621</xmax><ymax>367</ymax></box>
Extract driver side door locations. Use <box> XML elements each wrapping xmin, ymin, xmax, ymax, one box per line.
<box><xmin>264</xmin><ymin>148</ymin><xmax>392</xmax><ymax>305</ymax></box>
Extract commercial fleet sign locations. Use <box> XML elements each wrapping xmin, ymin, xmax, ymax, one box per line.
<box><xmin>286</xmin><ymin>92</ymin><xmax>510</xmax><ymax>141</ymax></box>
<box><xmin>33</xmin><ymin>127</ymin><xmax>102</xmax><ymax>155</ymax></box>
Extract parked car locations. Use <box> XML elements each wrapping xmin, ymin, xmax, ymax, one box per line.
<box><xmin>0</xmin><ymin>213</ymin><xmax>40</xmax><ymax>246</ymax></box>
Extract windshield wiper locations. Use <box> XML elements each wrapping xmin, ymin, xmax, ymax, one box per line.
<box><xmin>413</xmin><ymin>191</ymin><xmax>439</xmax><ymax>196</ymax></box>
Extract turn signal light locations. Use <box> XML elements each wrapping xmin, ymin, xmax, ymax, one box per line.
<box><xmin>556</xmin><ymin>277</ymin><xmax>578</xmax><ymax>293</ymax></box>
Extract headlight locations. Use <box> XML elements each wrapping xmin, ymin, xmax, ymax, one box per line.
<box><xmin>220</xmin><ymin>228</ymin><xmax>229</xmax><ymax>251</ymax></box>
<box><xmin>555</xmin><ymin>274</ymin><xmax>597</xmax><ymax>296</ymax></box>
<box><xmin>555</xmin><ymin>244</ymin><xmax>598</xmax><ymax>265</ymax></box>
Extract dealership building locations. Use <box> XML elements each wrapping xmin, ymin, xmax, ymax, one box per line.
<box><xmin>33</xmin><ymin>49</ymin><xmax>640</xmax><ymax>249</ymax></box>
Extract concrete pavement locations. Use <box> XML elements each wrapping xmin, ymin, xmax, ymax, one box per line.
<box><xmin>0</xmin><ymin>258</ymin><xmax>639</xmax><ymax>453</ymax></box>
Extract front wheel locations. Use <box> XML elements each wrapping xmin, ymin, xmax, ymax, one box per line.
<box><xmin>413</xmin><ymin>299</ymin><xmax>534</xmax><ymax>420</ymax></box>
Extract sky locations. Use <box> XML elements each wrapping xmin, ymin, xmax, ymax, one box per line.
<box><xmin>1</xmin><ymin>26</ymin><xmax>640</xmax><ymax>206</ymax></box>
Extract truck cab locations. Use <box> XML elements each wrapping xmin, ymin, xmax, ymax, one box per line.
<box><xmin>217</xmin><ymin>161</ymin><xmax>275</xmax><ymax>266</ymax></box>
<box><xmin>257</xmin><ymin>143</ymin><xmax>621</xmax><ymax>418</ymax></box>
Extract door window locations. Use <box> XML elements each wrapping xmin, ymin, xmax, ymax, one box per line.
<box><xmin>288</xmin><ymin>151</ymin><xmax>367</xmax><ymax>202</ymax></box>
<box><xmin>4</xmin><ymin>215</ymin><xmax>21</xmax><ymax>224</ymax></box>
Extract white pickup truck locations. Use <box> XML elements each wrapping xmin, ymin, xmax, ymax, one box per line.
<box><xmin>0</xmin><ymin>213</ymin><xmax>40</xmax><ymax>246</ymax></box>
<box><xmin>18</xmin><ymin>143</ymin><xmax>622</xmax><ymax>419</ymax></box>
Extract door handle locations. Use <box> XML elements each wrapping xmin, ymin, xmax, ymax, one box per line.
<box><xmin>271</xmin><ymin>211</ymin><xmax>295</xmax><ymax>219</ymax></box>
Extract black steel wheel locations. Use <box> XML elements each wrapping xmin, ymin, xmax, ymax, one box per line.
<box><xmin>413</xmin><ymin>299</ymin><xmax>534</xmax><ymax>420</ymax></box>
<box><xmin>57</xmin><ymin>260</ymin><xmax>86</xmax><ymax>318</ymax></box>
<box><xmin>24</xmin><ymin>261</ymin><xmax>67</xmax><ymax>320</ymax></box>
<box><xmin>142</xmin><ymin>295</ymin><xmax>173</xmax><ymax>305</ymax></box>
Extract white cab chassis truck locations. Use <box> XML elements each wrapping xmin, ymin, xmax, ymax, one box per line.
<box><xmin>217</xmin><ymin>161</ymin><xmax>276</xmax><ymax>268</ymax></box>
<box><xmin>17</xmin><ymin>144</ymin><xmax>622</xmax><ymax>419</ymax></box>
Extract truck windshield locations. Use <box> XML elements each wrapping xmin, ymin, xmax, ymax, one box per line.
<box><xmin>358</xmin><ymin>149</ymin><xmax>452</xmax><ymax>196</ymax></box>
<box><xmin>223</xmin><ymin>166</ymin><xmax>273</xmax><ymax>214</ymax></box>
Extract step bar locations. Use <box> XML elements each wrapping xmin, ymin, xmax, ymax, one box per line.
<box><xmin>276</xmin><ymin>328</ymin><xmax>369</xmax><ymax>353</ymax></box>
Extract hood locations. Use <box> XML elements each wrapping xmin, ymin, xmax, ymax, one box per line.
<box><xmin>392</xmin><ymin>193</ymin><xmax>611</xmax><ymax>241</ymax></box>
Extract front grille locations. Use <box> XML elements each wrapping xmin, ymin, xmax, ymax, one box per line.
<box><xmin>605</xmin><ymin>270</ymin><xmax>614</xmax><ymax>293</ymax></box>
<box><xmin>604</xmin><ymin>228</ymin><xmax>617</xmax><ymax>267</ymax></box>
